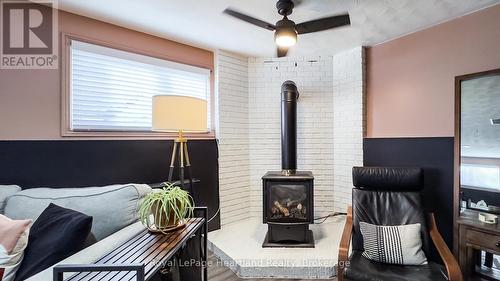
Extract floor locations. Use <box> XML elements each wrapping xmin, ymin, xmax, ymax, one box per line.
<box><xmin>208</xmin><ymin>217</ymin><xmax>345</xmax><ymax>279</ymax></box>
<box><xmin>208</xmin><ymin>252</ymin><xmax>336</xmax><ymax>281</ymax></box>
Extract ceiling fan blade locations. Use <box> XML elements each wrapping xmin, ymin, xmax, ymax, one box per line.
<box><xmin>277</xmin><ymin>46</ymin><xmax>288</xmax><ymax>58</ymax></box>
<box><xmin>295</xmin><ymin>14</ymin><xmax>350</xmax><ymax>34</ymax></box>
<box><xmin>223</xmin><ymin>8</ymin><xmax>276</xmax><ymax>31</ymax></box>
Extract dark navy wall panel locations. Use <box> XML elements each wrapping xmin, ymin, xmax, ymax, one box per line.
<box><xmin>363</xmin><ymin>137</ymin><xmax>455</xmax><ymax>249</ymax></box>
<box><xmin>0</xmin><ymin>139</ymin><xmax>220</xmax><ymax>231</ymax></box>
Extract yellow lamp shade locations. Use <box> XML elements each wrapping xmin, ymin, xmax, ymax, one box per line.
<box><xmin>152</xmin><ymin>95</ymin><xmax>207</xmax><ymax>132</ymax></box>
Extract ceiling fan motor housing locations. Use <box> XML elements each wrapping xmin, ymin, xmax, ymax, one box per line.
<box><xmin>276</xmin><ymin>0</ymin><xmax>294</xmax><ymax>16</ymax></box>
<box><xmin>274</xmin><ymin>18</ymin><xmax>297</xmax><ymax>48</ymax></box>
<box><xmin>277</xmin><ymin>17</ymin><xmax>296</xmax><ymax>28</ymax></box>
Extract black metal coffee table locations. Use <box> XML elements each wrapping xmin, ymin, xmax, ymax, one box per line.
<box><xmin>53</xmin><ymin>207</ymin><xmax>207</xmax><ymax>281</ymax></box>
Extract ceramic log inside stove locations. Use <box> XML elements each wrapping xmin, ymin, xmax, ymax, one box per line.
<box><xmin>262</xmin><ymin>81</ymin><xmax>314</xmax><ymax>248</ymax></box>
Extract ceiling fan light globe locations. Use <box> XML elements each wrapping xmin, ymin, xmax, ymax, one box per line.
<box><xmin>275</xmin><ymin>35</ymin><xmax>297</xmax><ymax>47</ymax></box>
<box><xmin>275</xmin><ymin>28</ymin><xmax>297</xmax><ymax>47</ymax></box>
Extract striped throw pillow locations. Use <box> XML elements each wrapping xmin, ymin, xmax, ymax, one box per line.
<box><xmin>359</xmin><ymin>222</ymin><xmax>427</xmax><ymax>265</ymax></box>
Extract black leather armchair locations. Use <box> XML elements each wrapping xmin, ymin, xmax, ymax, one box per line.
<box><xmin>338</xmin><ymin>167</ymin><xmax>462</xmax><ymax>281</ymax></box>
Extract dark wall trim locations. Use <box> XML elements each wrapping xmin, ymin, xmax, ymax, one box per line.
<box><xmin>0</xmin><ymin>139</ymin><xmax>220</xmax><ymax>231</ymax></box>
<box><xmin>363</xmin><ymin>137</ymin><xmax>454</xmax><ymax>250</ymax></box>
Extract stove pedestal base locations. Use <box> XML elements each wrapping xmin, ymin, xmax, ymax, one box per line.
<box><xmin>262</xmin><ymin>223</ymin><xmax>315</xmax><ymax>248</ymax></box>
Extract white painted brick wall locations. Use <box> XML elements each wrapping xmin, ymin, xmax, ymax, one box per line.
<box><xmin>248</xmin><ymin>56</ymin><xmax>335</xmax><ymax>218</ymax></box>
<box><xmin>216</xmin><ymin>50</ymin><xmax>251</xmax><ymax>226</ymax></box>
<box><xmin>333</xmin><ymin>47</ymin><xmax>366</xmax><ymax>212</ymax></box>
<box><xmin>216</xmin><ymin>47</ymin><xmax>365</xmax><ymax>225</ymax></box>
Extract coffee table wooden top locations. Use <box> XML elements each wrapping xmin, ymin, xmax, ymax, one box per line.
<box><xmin>65</xmin><ymin>217</ymin><xmax>205</xmax><ymax>281</ymax></box>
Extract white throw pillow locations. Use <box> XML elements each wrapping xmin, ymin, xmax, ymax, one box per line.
<box><xmin>0</xmin><ymin>185</ymin><xmax>21</xmax><ymax>214</ymax></box>
<box><xmin>0</xmin><ymin>215</ymin><xmax>31</xmax><ymax>281</ymax></box>
<box><xmin>360</xmin><ymin>222</ymin><xmax>427</xmax><ymax>265</ymax></box>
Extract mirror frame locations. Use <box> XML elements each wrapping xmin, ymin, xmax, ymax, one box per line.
<box><xmin>454</xmin><ymin>68</ymin><xmax>500</xmax><ymax>255</ymax></box>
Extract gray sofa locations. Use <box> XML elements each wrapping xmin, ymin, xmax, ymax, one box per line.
<box><xmin>0</xmin><ymin>183</ymin><xmax>152</xmax><ymax>281</ymax></box>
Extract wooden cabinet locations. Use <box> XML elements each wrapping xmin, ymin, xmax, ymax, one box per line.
<box><xmin>466</xmin><ymin>229</ymin><xmax>500</xmax><ymax>251</ymax></box>
<box><xmin>458</xmin><ymin>210</ymin><xmax>500</xmax><ymax>280</ymax></box>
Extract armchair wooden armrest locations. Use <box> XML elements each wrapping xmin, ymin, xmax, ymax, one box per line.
<box><xmin>338</xmin><ymin>206</ymin><xmax>353</xmax><ymax>281</ymax></box>
<box><xmin>428</xmin><ymin>213</ymin><xmax>463</xmax><ymax>281</ymax></box>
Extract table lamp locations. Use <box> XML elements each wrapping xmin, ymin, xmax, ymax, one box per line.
<box><xmin>152</xmin><ymin>95</ymin><xmax>207</xmax><ymax>194</ymax></box>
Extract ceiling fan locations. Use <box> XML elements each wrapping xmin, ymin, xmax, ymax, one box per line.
<box><xmin>223</xmin><ymin>0</ymin><xmax>350</xmax><ymax>57</ymax></box>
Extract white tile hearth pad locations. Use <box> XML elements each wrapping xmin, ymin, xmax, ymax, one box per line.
<box><xmin>208</xmin><ymin>216</ymin><xmax>346</xmax><ymax>279</ymax></box>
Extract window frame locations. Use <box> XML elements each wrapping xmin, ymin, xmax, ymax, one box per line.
<box><xmin>61</xmin><ymin>33</ymin><xmax>215</xmax><ymax>139</ymax></box>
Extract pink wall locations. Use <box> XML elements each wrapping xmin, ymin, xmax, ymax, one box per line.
<box><xmin>0</xmin><ymin>10</ymin><xmax>214</xmax><ymax>140</ymax></box>
<box><xmin>367</xmin><ymin>4</ymin><xmax>500</xmax><ymax>138</ymax></box>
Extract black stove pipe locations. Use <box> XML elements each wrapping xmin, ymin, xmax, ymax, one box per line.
<box><xmin>281</xmin><ymin>80</ymin><xmax>299</xmax><ymax>175</ymax></box>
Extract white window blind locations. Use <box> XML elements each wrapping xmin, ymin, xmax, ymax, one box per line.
<box><xmin>70</xmin><ymin>40</ymin><xmax>211</xmax><ymax>132</ymax></box>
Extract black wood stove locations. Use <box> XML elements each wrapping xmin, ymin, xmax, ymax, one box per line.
<box><xmin>262</xmin><ymin>81</ymin><xmax>314</xmax><ymax>248</ymax></box>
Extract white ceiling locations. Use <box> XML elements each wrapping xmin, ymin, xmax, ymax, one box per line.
<box><xmin>57</xmin><ymin>0</ymin><xmax>500</xmax><ymax>57</ymax></box>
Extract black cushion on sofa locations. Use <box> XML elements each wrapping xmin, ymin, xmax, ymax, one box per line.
<box><xmin>14</xmin><ymin>203</ymin><xmax>93</xmax><ymax>281</ymax></box>
<box><xmin>84</xmin><ymin>232</ymin><xmax>98</xmax><ymax>248</ymax></box>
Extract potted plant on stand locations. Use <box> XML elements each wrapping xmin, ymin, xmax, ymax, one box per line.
<box><xmin>139</xmin><ymin>182</ymin><xmax>194</xmax><ymax>233</ymax></box>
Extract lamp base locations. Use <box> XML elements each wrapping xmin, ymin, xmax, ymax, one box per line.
<box><xmin>168</xmin><ymin>130</ymin><xmax>194</xmax><ymax>196</ymax></box>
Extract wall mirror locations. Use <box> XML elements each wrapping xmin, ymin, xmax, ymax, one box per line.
<box><xmin>457</xmin><ymin>69</ymin><xmax>500</xmax><ymax>214</ymax></box>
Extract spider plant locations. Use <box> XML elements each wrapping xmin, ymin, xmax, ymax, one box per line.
<box><xmin>139</xmin><ymin>182</ymin><xmax>194</xmax><ymax>233</ymax></box>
